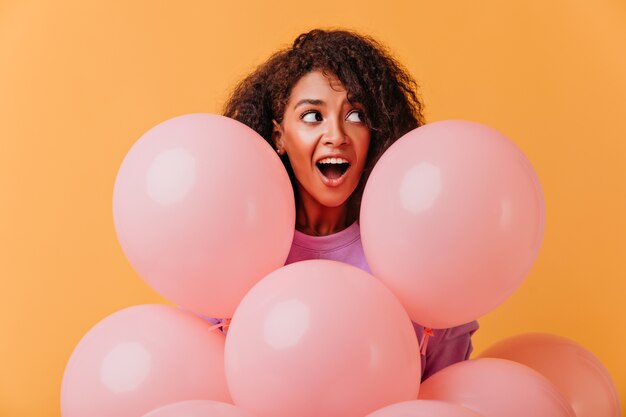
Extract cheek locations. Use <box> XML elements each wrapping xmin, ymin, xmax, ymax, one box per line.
<box><xmin>283</xmin><ymin>126</ymin><xmax>310</xmax><ymax>150</ymax></box>
<box><xmin>284</xmin><ymin>142</ymin><xmax>313</xmax><ymax>176</ymax></box>
<box><xmin>287</xmin><ymin>144</ymin><xmax>313</xmax><ymax>167</ymax></box>
<box><xmin>358</xmin><ymin>136</ymin><xmax>371</xmax><ymax>162</ymax></box>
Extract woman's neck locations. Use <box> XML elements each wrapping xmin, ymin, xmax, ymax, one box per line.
<box><xmin>295</xmin><ymin>190</ymin><xmax>355</xmax><ymax>236</ymax></box>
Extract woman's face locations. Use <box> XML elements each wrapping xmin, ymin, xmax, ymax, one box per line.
<box><xmin>273</xmin><ymin>70</ymin><xmax>371</xmax><ymax>209</ymax></box>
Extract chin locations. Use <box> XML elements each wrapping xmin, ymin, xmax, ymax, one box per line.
<box><xmin>318</xmin><ymin>198</ymin><xmax>349</xmax><ymax>209</ymax></box>
<box><xmin>315</xmin><ymin>189</ymin><xmax>354</xmax><ymax>209</ymax></box>
<box><xmin>297</xmin><ymin>179</ymin><xmax>357</xmax><ymax>209</ymax></box>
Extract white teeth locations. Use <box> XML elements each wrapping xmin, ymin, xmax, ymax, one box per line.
<box><xmin>318</xmin><ymin>157</ymin><xmax>349</xmax><ymax>164</ymax></box>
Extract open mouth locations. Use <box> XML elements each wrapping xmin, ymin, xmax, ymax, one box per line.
<box><xmin>316</xmin><ymin>158</ymin><xmax>350</xmax><ymax>180</ymax></box>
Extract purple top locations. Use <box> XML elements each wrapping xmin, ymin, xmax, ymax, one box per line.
<box><xmin>206</xmin><ymin>221</ymin><xmax>478</xmax><ymax>381</ymax></box>
<box><xmin>285</xmin><ymin>221</ymin><xmax>479</xmax><ymax>381</ymax></box>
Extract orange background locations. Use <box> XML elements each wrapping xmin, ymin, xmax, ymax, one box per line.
<box><xmin>1</xmin><ymin>1</ymin><xmax>625</xmax><ymax>416</ymax></box>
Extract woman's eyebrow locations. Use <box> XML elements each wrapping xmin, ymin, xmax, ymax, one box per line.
<box><xmin>293</xmin><ymin>99</ymin><xmax>324</xmax><ymax>109</ymax></box>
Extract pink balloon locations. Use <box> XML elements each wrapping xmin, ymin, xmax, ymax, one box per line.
<box><xmin>419</xmin><ymin>358</ymin><xmax>575</xmax><ymax>417</ymax></box>
<box><xmin>479</xmin><ymin>333</ymin><xmax>621</xmax><ymax>417</ymax></box>
<box><xmin>61</xmin><ymin>305</ymin><xmax>232</xmax><ymax>417</ymax></box>
<box><xmin>360</xmin><ymin>120</ymin><xmax>545</xmax><ymax>328</ymax></box>
<box><xmin>366</xmin><ymin>400</ymin><xmax>484</xmax><ymax>417</ymax></box>
<box><xmin>142</xmin><ymin>400</ymin><xmax>256</xmax><ymax>417</ymax></box>
<box><xmin>113</xmin><ymin>114</ymin><xmax>295</xmax><ymax>318</ymax></box>
<box><xmin>225</xmin><ymin>260</ymin><xmax>421</xmax><ymax>417</ymax></box>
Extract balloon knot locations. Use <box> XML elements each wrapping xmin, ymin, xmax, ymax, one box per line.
<box><xmin>420</xmin><ymin>327</ymin><xmax>433</xmax><ymax>356</ymax></box>
<box><xmin>222</xmin><ymin>318</ymin><xmax>232</xmax><ymax>333</ymax></box>
<box><xmin>207</xmin><ymin>318</ymin><xmax>232</xmax><ymax>334</ymax></box>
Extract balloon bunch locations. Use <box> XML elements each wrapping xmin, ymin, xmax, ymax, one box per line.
<box><xmin>61</xmin><ymin>115</ymin><xmax>620</xmax><ymax>417</ymax></box>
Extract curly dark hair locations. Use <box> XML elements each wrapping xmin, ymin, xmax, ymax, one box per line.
<box><xmin>223</xmin><ymin>28</ymin><xmax>425</xmax><ymax>219</ymax></box>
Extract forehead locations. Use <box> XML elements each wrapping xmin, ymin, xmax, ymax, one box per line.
<box><xmin>288</xmin><ymin>70</ymin><xmax>346</xmax><ymax>102</ymax></box>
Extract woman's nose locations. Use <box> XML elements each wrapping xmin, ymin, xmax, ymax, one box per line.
<box><xmin>323</xmin><ymin>118</ymin><xmax>348</xmax><ymax>146</ymax></box>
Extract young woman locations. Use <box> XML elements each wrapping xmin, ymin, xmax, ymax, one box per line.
<box><xmin>222</xmin><ymin>29</ymin><xmax>478</xmax><ymax>381</ymax></box>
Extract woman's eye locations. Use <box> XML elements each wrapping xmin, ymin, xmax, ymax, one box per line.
<box><xmin>346</xmin><ymin>110</ymin><xmax>364</xmax><ymax>123</ymax></box>
<box><xmin>301</xmin><ymin>111</ymin><xmax>323</xmax><ymax>123</ymax></box>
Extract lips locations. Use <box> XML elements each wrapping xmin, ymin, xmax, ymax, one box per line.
<box><xmin>315</xmin><ymin>155</ymin><xmax>352</xmax><ymax>186</ymax></box>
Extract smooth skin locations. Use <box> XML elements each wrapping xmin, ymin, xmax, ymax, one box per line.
<box><xmin>272</xmin><ymin>70</ymin><xmax>371</xmax><ymax>236</ymax></box>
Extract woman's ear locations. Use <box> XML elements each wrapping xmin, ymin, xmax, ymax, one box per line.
<box><xmin>272</xmin><ymin>119</ymin><xmax>285</xmax><ymax>155</ymax></box>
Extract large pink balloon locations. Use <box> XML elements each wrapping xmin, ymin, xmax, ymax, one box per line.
<box><xmin>419</xmin><ymin>358</ymin><xmax>575</xmax><ymax>417</ymax></box>
<box><xmin>366</xmin><ymin>400</ymin><xmax>484</xmax><ymax>417</ymax></box>
<box><xmin>360</xmin><ymin>120</ymin><xmax>545</xmax><ymax>328</ymax></box>
<box><xmin>142</xmin><ymin>400</ymin><xmax>256</xmax><ymax>417</ymax></box>
<box><xmin>61</xmin><ymin>305</ymin><xmax>232</xmax><ymax>417</ymax></box>
<box><xmin>225</xmin><ymin>260</ymin><xmax>421</xmax><ymax>417</ymax></box>
<box><xmin>479</xmin><ymin>333</ymin><xmax>621</xmax><ymax>417</ymax></box>
<box><xmin>113</xmin><ymin>114</ymin><xmax>295</xmax><ymax>318</ymax></box>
